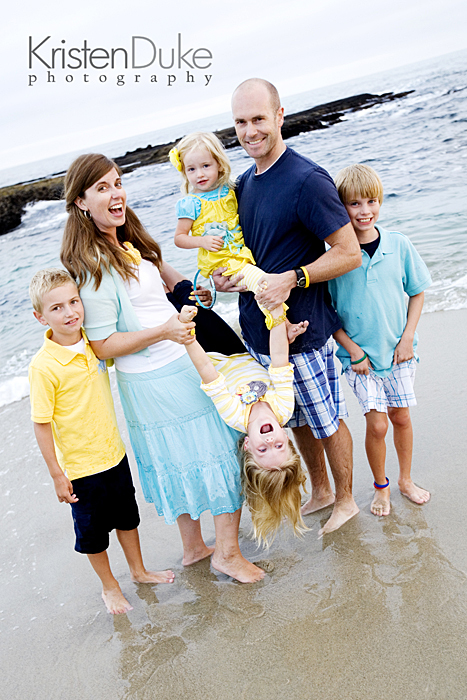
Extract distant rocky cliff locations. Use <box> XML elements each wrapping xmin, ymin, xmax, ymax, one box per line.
<box><xmin>0</xmin><ymin>90</ymin><xmax>413</xmax><ymax>235</ymax></box>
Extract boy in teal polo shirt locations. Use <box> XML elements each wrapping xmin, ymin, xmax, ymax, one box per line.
<box><xmin>329</xmin><ymin>165</ymin><xmax>432</xmax><ymax>517</ymax></box>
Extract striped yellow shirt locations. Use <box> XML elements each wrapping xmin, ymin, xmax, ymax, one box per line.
<box><xmin>201</xmin><ymin>352</ymin><xmax>294</xmax><ymax>433</ymax></box>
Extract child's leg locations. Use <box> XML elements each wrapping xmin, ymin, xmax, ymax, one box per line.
<box><xmin>87</xmin><ymin>550</ymin><xmax>133</xmax><ymax>615</ymax></box>
<box><xmin>116</xmin><ymin>528</ymin><xmax>175</xmax><ymax>583</ymax></box>
<box><xmin>177</xmin><ymin>513</ymin><xmax>215</xmax><ymax>566</ymax></box>
<box><xmin>238</xmin><ymin>264</ymin><xmax>287</xmax><ymax>330</ymax></box>
<box><xmin>365</xmin><ymin>410</ymin><xmax>391</xmax><ymax>516</ymax></box>
<box><xmin>211</xmin><ymin>509</ymin><xmax>265</xmax><ymax>583</ymax></box>
<box><xmin>387</xmin><ymin>407</ymin><xmax>430</xmax><ymax>504</ymax></box>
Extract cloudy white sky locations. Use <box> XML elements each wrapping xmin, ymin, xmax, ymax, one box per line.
<box><xmin>1</xmin><ymin>0</ymin><xmax>466</xmax><ymax>169</ymax></box>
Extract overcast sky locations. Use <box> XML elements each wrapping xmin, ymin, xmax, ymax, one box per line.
<box><xmin>2</xmin><ymin>0</ymin><xmax>466</xmax><ymax>170</ymax></box>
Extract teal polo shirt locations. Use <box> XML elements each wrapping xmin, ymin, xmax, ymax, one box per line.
<box><xmin>329</xmin><ymin>225</ymin><xmax>432</xmax><ymax>377</ymax></box>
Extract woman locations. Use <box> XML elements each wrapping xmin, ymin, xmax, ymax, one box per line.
<box><xmin>60</xmin><ymin>153</ymin><xmax>264</xmax><ymax>584</ymax></box>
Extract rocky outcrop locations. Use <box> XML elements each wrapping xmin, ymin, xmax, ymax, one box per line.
<box><xmin>0</xmin><ymin>90</ymin><xmax>413</xmax><ymax>235</ymax></box>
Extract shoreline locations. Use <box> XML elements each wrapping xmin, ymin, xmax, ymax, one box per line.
<box><xmin>1</xmin><ymin>308</ymin><xmax>466</xmax><ymax>699</ymax></box>
<box><xmin>0</xmin><ymin>90</ymin><xmax>413</xmax><ymax>235</ymax></box>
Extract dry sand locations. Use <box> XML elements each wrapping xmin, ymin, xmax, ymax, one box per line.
<box><xmin>1</xmin><ymin>309</ymin><xmax>466</xmax><ymax>700</ymax></box>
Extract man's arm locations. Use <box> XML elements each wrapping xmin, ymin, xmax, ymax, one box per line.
<box><xmin>33</xmin><ymin>422</ymin><xmax>78</xmax><ymax>504</ymax></box>
<box><xmin>255</xmin><ymin>222</ymin><xmax>361</xmax><ymax>310</ymax></box>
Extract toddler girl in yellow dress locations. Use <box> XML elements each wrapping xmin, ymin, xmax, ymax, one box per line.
<box><xmin>170</xmin><ymin>132</ymin><xmax>287</xmax><ymax>329</ymax></box>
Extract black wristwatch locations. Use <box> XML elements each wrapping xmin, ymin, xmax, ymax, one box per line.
<box><xmin>294</xmin><ymin>268</ymin><xmax>307</xmax><ymax>288</ymax></box>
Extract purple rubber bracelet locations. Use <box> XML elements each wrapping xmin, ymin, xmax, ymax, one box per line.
<box><xmin>374</xmin><ymin>477</ymin><xmax>390</xmax><ymax>489</ymax></box>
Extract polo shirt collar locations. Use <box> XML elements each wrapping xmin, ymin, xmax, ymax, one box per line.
<box><xmin>43</xmin><ymin>327</ymin><xmax>89</xmax><ymax>366</ymax></box>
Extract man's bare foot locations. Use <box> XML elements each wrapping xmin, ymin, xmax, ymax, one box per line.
<box><xmin>399</xmin><ymin>479</ymin><xmax>431</xmax><ymax>505</ymax></box>
<box><xmin>102</xmin><ymin>586</ymin><xmax>133</xmax><ymax>615</ymax></box>
<box><xmin>301</xmin><ymin>493</ymin><xmax>335</xmax><ymax>516</ymax></box>
<box><xmin>287</xmin><ymin>319</ymin><xmax>309</xmax><ymax>343</ymax></box>
<box><xmin>318</xmin><ymin>498</ymin><xmax>359</xmax><ymax>537</ymax></box>
<box><xmin>211</xmin><ymin>553</ymin><xmax>265</xmax><ymax>583</ymax></box>
<box><xmin>179</xmin><ymin>305</ymin><xmax>197</xmax><ymax>323</ymax></box>
<box><xmin>131</xmin><ymin>569</ymin><xmax>175</xmax><ymax>584</ymax></box>
<box><xmin>182</xmin><ymin>545</ymin><xmax>215</xmax><ymax>566</ymax></box>
<box><xmin>371</xmin><ymin>487</ymin><xmax>391</xmax><ymax>516</ymax></box>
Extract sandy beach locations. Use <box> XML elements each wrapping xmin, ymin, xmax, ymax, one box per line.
<box><xmin>1</xmin><ymin>308</ymin><xmax>466</xmax><ymax>700</ymax></box>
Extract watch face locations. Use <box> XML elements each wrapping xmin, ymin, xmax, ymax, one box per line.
<box><xmin>295</xmin><ymin>268</ymin><xmax>306</xmax><ymax>287</ymax></box>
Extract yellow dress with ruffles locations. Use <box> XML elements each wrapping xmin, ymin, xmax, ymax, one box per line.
<box><xmin>190</xmin><ymin>189</ymin><xmax>256</xmax><ymax>279</ymax></box>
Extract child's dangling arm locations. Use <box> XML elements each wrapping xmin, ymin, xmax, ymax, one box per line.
<box><xmin>178</xmin><ymin>306</ymin><xmax>219</xmax><ymax>384</ymax></box>
<box><xmin>269</xmin><ymin>305</ymin><xmax>289</xmax><ymax>368</ymax></box>
<box><xmin>174</xmin><ymin>218</ymin><xmax>224</xmax><ymax>252</ymax></box>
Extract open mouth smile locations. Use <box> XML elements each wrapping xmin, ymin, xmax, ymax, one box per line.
<box><xmin>260</xmin><ymin>423</ymin><xmax>273</xmax><ymax>434</ymax></box>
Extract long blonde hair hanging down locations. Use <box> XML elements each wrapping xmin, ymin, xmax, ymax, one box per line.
<box><xmin>60</xmin><ymin>153</ymin><xmax>163</xmax><ymax>290</ymax></box>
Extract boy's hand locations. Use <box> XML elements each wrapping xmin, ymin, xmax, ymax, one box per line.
<box><xmin>201</xmin><ymin>235</ymin><xmax>224</xmax><ymax>252</ymax></box>
<box><xmin>393</xmin><ymin>336</ymin><xmax>414</xmax><ymax>364</ymax></box>
<box><xmin>53</xmin><ymin>473</ymin><xmax>78</xmax><ymax>504</ymax></box>
<box><xmin>350</xmin><ymin>348</ymin><xmax>371</xmax><ymax>375</ymax></box>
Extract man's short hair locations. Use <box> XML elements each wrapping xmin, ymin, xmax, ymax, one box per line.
<box><xmin>233</xmin><ymin>78</ymin><xmax>281</xmax><ymax>113</ymax></box>
<box><xmin>335</xmin><ymin>164</ymin><xmax>384</xmax><ymax>204</ymax></box>
<box><xmin>29</xmin><ymin>268</ymin><xmax>77</xmax><ymax>313</ymax></box>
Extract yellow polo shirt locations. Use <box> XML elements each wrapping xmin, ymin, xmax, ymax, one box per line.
<box><xmin>29</xmin><ymin>329</ymin><xmax>125</xmax><ymax>480</ymax></box>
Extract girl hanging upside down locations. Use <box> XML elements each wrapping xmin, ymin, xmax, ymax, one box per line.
<box><xmin>179</xmin><ymin>302</ymin><xmax>309</xmax><ymax>546</ymax></box>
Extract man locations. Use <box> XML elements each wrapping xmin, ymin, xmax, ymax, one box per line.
<box><xmin>214</xmin><ymin>78</ymin><xmax>361</xmax><ymax>536</ymax></box>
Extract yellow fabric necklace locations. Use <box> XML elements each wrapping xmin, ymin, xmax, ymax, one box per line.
<box><xmin>121</xmin><ymin>241</ymin><xmax>142</xmax><ymax>266</ymax></box>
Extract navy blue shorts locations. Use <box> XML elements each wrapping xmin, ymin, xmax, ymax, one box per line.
<box><xmin>70</xmin><ymin>454</ymin><xmax>140</xmax><ymax>554</ymax></box>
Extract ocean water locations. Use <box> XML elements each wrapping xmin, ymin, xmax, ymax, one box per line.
<box><xmin>1</xmin><ymin>49</ymin><xmax>466</xmax><ymax>407</ymax></box>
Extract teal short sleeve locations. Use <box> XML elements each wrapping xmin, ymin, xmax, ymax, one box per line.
<box><xmin>175</xmin><ymin>196</ymin><xmax>201</xmax><ymax>221</ymax></box>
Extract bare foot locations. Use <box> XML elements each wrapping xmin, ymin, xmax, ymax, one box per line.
<box><xmin>211</xmin><ymin>553</ymin><xmax>265</xmax><ymax>583</ymax></box>
<box><xmin>318</xmin><ymin>498</ymin><xmax>359</xmax><ymax>537</ymax></box>
<box><xmin>182</xmin><ymin>545</ymin><xmax>215</xmax><ymax>566</ymax></box>
<box><xmin>179</xmin><ymin>305</ymin><xmax>197</xmax><ymax>323</ymax></box>
<box><xmin>131</xmin><ymin>569</ymin><xmax>175</xmax><ymax>584</ymax></box>
<box><xmin>102</xmin><ymin>586</ymin><xmax>133</xmax><ymax>615</ymax></box>
<box><xmin>371</xmin><ymin>486</ymin><xmax>391</xmax><ymax>516</ymax></box>
<box><xmin>301</xmin><ymin>493</ymin><xmax>335</xmax><ymax>516</ymax></box>
<box><xmin>399</xmin><ymin>479</ymin><xmax>431</xmax><ymax>505</ymax></box>
<box><xmin>287</xmin><ymin>319</ymin><xmax>309</xmax><ymax>344</ymax></box>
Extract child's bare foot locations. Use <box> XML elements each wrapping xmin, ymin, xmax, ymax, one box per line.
<box><xmin>371</xmin><ymin>486</ymin><xmax>391</xmax><ymax>516</ymax></box>
<box><xmin>179</xmin><ymin>305</ymin><xmax>197</xmax><ymax>323</ymax></box>
<box><xmin>102</xmin><ymin>585</ymin><xmax>133</xmax><ymax>615</ymax></box>
<box><xmin>318</xmin><ymin>498</ymin><xmax>359</xmax><ymax>537</ymax></box>
<box><xmin>301</xmin><ymin>492</ymin><xmax>335</xmax><ymax>516</ymax></box>
<box><xmin>287</xmin><ymin>319</ymin><xmax>309</xmax><ymax>343</ymax></box>
<box><xmin>399</xmin><ymin>479</ymin><xmax>431</xmax><ymax>505</ymax></box>
<box><xmin>182</xmin><ymin>544</ymin><xmax>215</xmax><ymax>566</ymax></box>
<box><xmin>211</xmin><ymin>552</ymin><xmax>265</xmax><ymax>583</ymax></box>
<box><xmin>131</xmin><ymin>569</ymin><xmax>175</xmax><ymax>584</ymax></box>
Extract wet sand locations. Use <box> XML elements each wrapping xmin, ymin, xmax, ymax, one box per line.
<box><xmin>1</xmin><ymin>309</ymin><xmax>466</xmax><ymax>700</ymax></box>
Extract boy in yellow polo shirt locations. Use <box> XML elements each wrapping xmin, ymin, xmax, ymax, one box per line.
<box><xmin>28</xmin><ymin>269</ymin><xmax>174</xmax><ymax>615</ymax></box>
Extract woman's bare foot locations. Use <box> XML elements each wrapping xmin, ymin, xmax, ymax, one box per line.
<box><xmin>287</xmin><ymin>319</ymin><xmax>309</xmax><ymax>343</ymax></box>
<box><xmin>102</xmin><ymin>585</ymin><xmax>133</xmax><ymax>615</ymax></box>
<box><xmin>371</xmin><ymin>486</ymin><xmax>391</xmax><ymax>516</ymax></box>
<box><xmin>182</xmin><ymin>545</ymin><xmax>215</xmax><ymax>566</ymax></box>
<box><xmin>318</xmin><ymin>497</ymin><xmax>359</xmax><ymax>537</ymax></box>
<box><xmin>399</xmin><ymin>478</ymin><xmax>431</xmax><ymax>505</ymax></box>
<box><xmin>131</xmin><ymin>569</ymin><xmax>175</xmax><ymax>584</ymax></box>
<box><xmin>211</xmin><ymin>552</ymin><xmax>265</xmax><ymax>583</ymax></box>
<box><xmin>179</xmin><ymin>305</ymin><xmax>198</xmax><ymax>323</ymax></box>
<box><xmin>301</xmin><ymin>492</ymin><xmax>335</xmax><ymax>516</ymax></box>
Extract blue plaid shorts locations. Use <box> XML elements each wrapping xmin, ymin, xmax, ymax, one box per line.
<box><xmin>245</xmin><ymin>338</ymin><xmax>348</xmax><ymax>439</ymax></box>
<box><xmin>344</xmin><ymin>359</ymin><xmax>417</xmax><ymax>415</ymax></box>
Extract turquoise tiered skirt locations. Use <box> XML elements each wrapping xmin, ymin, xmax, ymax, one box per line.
<box><xmin>116</xmin><ymin>354</ymin><xmax>243</xmax><ymax>525</ymax></box>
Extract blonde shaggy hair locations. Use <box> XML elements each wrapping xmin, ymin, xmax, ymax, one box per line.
<box><xmin>335</xmin><ymin>164</ymin><xmax>384</xmax><ymax>205</ymax></box>
<box><xmin>29</xmin><ymin>268</ymin><xmax>77</xmax><ymax>313</ymax></box>
<box><xmin>240</xmin><ymin>436</ymin><xmax>308</xmax><ymax>547</ymax></box>
<box><xmin>174</xmin><ymin>132</ymin><xmax>236</xmax><ymax>194</ymax></box>
<box><xmin>60</xmin><ymin>153</ymin><xmax>163</xmax><ymax>291</ymax></box>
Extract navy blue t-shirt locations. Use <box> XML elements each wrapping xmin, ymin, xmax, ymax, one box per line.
<box><xmin>236</xmin><ymin>147</ymin><xmax>350</xmax><ymax>354</ymax></box>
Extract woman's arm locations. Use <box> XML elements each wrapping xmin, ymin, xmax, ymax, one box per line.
<box><xmin>90</xmin><ymin>314</ymin><xmax>195</xmax><ymax>360</ymax></box>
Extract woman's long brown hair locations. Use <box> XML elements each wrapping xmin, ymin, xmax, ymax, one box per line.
<box><xmin>60</xmin><ymin>153</ymin><xmax>163</xmax><ymax>290</ymax></box>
